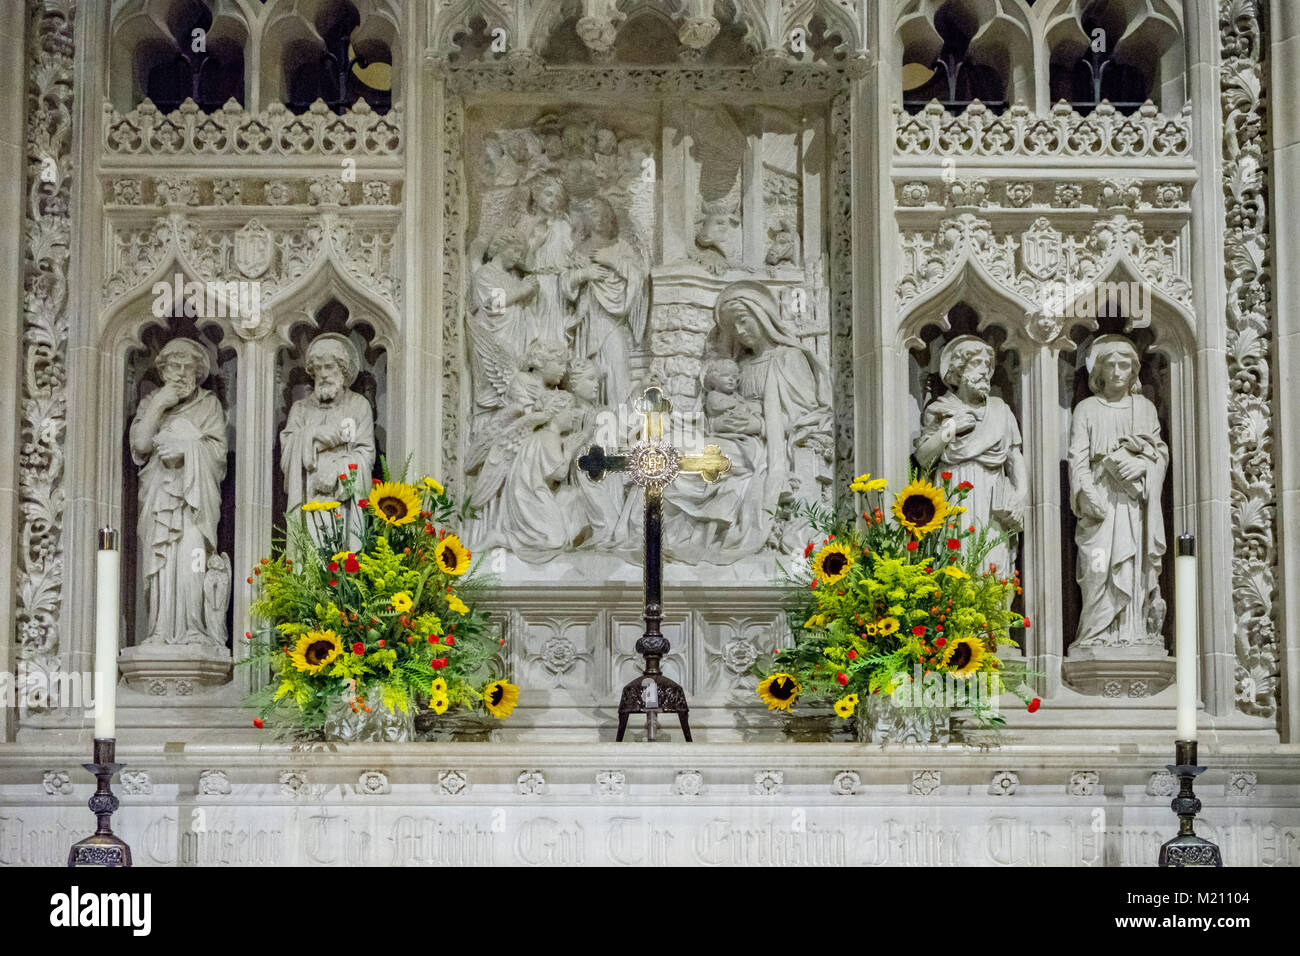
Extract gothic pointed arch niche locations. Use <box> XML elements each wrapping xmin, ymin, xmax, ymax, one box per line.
<box><xmin>109</xmin><ymin>0</ymin><xmax>250</xmax><ymax>112</ymax></box>
<box><xmin>114</xmin><ymin>293</ymin><xmax>239</xmax><ymax>671</ymax></box>
<box><xmin>1054</xmin><ymin>258</ymin><xmax>1197</xmax><ymax>694</ymax></box>
<box><xmin>1041</xmin><ymin>0</ymin><xmax>1184</xmax><ymax>114</ymax></box>
<box><xmin>897</xmin><ymin>0</ymin><xmax>1034</xmax><ymax>114</ymax></box>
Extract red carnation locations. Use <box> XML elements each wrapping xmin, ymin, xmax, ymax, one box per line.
<box><xmin>957</xmin><ymin>480</ymin><xmax>973</xmax><ymax>491</ymax></box>
<box><xmin>836</xmin><ymin>672</ymin><xmax>848</xmax><ymax>686</ymax></box>
<box><xmin>348</xmin><ymin>463</ymin><xmax>357</xmax><ymax>471</ymax></box>
<box><xmin>378</xmin><ymin>640</ymin><xmax>385</xmax><ymax>647</ymax></box>
<box><xmin>1023</xmin><ymin>617</ymin><xmax>1031</xmax><ymax>628</ymax></box>
<box><xmin>947</xmin><ymin>538</ymin><xmax>960</xmax><ymax>550</ymax></box>
<box><xmin>804</xmin><ymin>541</ymin><xmax>814</xmax><ymax>558</ymax></box>
<box><xmin>253</xmin><ymin>718</ymin><xmax>263</xmax><ymax>729</ymax></box>
<box><xmin>912</xmin><ymin>625</ymin><xmax>926</xmax><ymax>636</ymax></box>
<box><xmin>906</xmin><ymin>540</ymin><xmax>918</xmax><ymax>552</ymax></box>
<box><xmin>344</xmin><ymin>554</ymin><xmax>361</xmax><ymax>574</ymax></box>
<box><xmin>445</xmin><ymin>635</ymin><xmax>455</xmax><ymax>646</ymax></box>
<box><xmin>337</xmin><ymin>474</ymin><xmax>347</xmax><ymax>482</ymax></box>
<box><xmin>935</xmin><ymin>636</ymin><xmax>946</xmax><ymax>647</ymax></box>
<box><xmin>433</xmin><ymin>658</ymin><xmax>448</xmax><ymax>669</ymax></box>
<box><xmin>428</xmin><ymin>635</ymin><xmax>438</xmax><ymax>644</ymax></box>
<box><xmin>372</xmin><ymin>477</ymin><xmax>381</xmax><ymax>485</ymax></box>
<box><xmin>328</xmin><ymin>562</ymin><xmax>339</xmax><ymax>572</ymax></box>
<box><xmin>847</xmin><ymin>649</ymin><xmax>858</xmax><ymax>660</ymax></box>
<box><xmin>352</xmin><ymin>642</ymin><xmax>364</xmax><ymax>655</ymax></box>
<box><xmin>1028</xmin><ymin>698</ymin><xmax>1041</xmax><ymax>714</ymax></box>
<box><xmin>940</xmin><ymin>471</ymin><xmax>953</xmax><ymax>480</ymax></box>
<box><xmin>328</xmin><ymin>578</ymin><xmax>338</xmax><ymax>586</ymax></box>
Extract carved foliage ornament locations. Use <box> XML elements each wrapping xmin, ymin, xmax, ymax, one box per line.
<box><xmin>17</xmin><ymin>0</ymin><xmax>75</xmax><ymax>703</ymax></box>
<box><xmin>1220</xmin><ymin>0</ymin><xmax>1279</xmax><ymax>721</ymax></box>
<box><xmin>896</xmin><ymin>214</ymin><xmax>1190</xmax><ymax>344</ymax></box>
<box><xmin>894</xmin><ymin>101</ymin><xmax>1191</xmax><ymax>159</ymax></box>
<box><xmin>103</xmin><ymin>99</ymin><xmax>402</xmax><ymax>157</ymax></box>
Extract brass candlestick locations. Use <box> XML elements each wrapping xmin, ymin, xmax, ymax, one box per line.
<box><xmin>1157</xmin><ymin>739</ymin><xmax>1223</xmax><ymax>867</ymax></box>
<box><xmin>67</xmin><ymin>737</ymin><xmax>132</xmax><ymax>867</ymax></box>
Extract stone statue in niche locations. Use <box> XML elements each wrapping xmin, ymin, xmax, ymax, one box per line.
<box><xmin>519</xmin><ymin>176</ymin><xmax>577</xmax><ymax>351</ymax></box>
<box><xmin>128</xmin><ymin>337</ymin><xmax>228</xmax><ymax>646</ymax></box>
<box><xmin>914</xmin><ymin>335</ymin><xmax>1027</xmax><ymax>574</ymax></box>
<box><xmin>280</xmin><ymin>333</ymin><xmax>375</xmax><ymax>548</ymax></box>
<box><xmin>1068</xmin><ymin>335</ymin><xmax>1168</xmax><ymax>648</ymax></box>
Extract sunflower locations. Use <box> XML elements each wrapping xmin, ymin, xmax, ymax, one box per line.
<box><xmin>757</xmin><ymin>673</ymin><xmax>801</xmax><ymax>712</ymax></box>
<box><xmin>429</xmin><ymin>694</ymin><xmax>450</xmax><ymax>715</ymax></box>
<box><xmin>878</xmin><ymin>617</ymin><xmax>900</xmax><ymax>635</ymax></box>
<box><xmin>430</xmin><ymin>677</ymin><xmax>447</xmax><ymax>696</ymax></box>
<box><xmin>369</xmin><ymin>481</ymin><xmax>421</xmax><ymax>526</ymax></box>
<box><xmin>892</xmin><ymin>479</ymin><xmax>949</xmax><ymax>538</ymax></box>
<box><xmin>446</xmin><ymin>593</ymin><xmax>469</xmax><ymax>615</ymax></box>
<box><xmin>833</xmin><ymin>693</ymin><xmax>858</xmax><ymax>718</ymax></box>
<box><xmin>434</xmin><ymin>535</ymin><xmax>471</xmax><ymax>576</ymax></box>
<box><xmin>483</xmin><ymin>680</ymin><xmax>520</xmax><ymax>718</ymax></box>
<box><xmin>940</xmin><ymin>635</ymin><xmax>987</xmax><ymax>677</ymax></box>
<box><xmin>301</xmin><ymin>500</ymin><xmax>341</xmax><ymax>512</ymax></box>
<box><xmin>812</xmin><ymin>542</ymin><xmax>854</xmax><ymax>585</ymax></box>
<box><xmin>287</xmin><ymin>629</ymin><xmax>342</xmax><ymax>674</ymax></box>
<box><xmin>391</xmin><ymin>591</ymin><xmax>413</xmax><ymax>613</ymax></box>
<box><xmin>421</xmin><ymin>476</ymin><xmax>445</xmax><ymax>496</ymax></box>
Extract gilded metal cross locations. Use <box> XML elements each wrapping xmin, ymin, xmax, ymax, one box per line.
<box><xmin>577</xmin><ymin>386</ymin><xmax>732</xmax><ymax>742</ymax></box>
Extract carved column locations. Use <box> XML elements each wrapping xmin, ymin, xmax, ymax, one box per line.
<box><xmin>0</xmin><ymin>1</ymin><xmax>29</xmax><ymax>741</ymax></box>
<box><xmin>1265</xmin><ymin>0</ymin><xmax>1296</xmax><ymax>739</ymax></box>
<box><xmin>1023</xmin><ymin>346</ymin><xmax>1063</xmax><ymax>697</ymax></box>
<box><xmin>1185</xmin><ymin>0</ymin><xmax>1238</xmax><ymax>717</ymax></box>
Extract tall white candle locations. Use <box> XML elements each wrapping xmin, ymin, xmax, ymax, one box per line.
<box><xmin>94</xmin><ymin>528</ymin><xmax>120</xmax><ymax>739</ymax></box>
<box><xmin>1175</xmin><ymin>534</ymin><xmax>1197</xmax><ymax>741</ymax></box>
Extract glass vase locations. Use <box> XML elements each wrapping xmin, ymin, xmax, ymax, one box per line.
<box><xmin>323</xmin><ymin>694</ymin><xmax>414</xmax><ymax>743</ymax></box>
<box><xmin>855</xmin><ymin>692</ymin><xmax>951</xmax><ymax>744</ymax></box>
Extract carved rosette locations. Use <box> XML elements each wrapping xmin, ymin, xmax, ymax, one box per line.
<box><xmin>1220</xmin><ymin>0</ymin><xmax>1278</xmax><ymax>721</ymax></box>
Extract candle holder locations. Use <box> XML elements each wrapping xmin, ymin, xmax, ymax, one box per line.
<box><xmin>1158</xmin><ymin>739</ymin><xmax>1222</xmax><ymax>867</ymax></box>
<box><xmin>67</xmin><ymin>737</ymin><xmax>132</xmax><ymax>867</ymax></box>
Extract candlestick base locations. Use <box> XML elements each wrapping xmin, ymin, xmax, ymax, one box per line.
<box><xmin>615</xmin><ymin>652</ymin><xmax>692</xmax><ymax>743</ymax></box>
<box><xmin>67</xmin><ymin>738</ymin><xmax>132</xmax><ymax>868</ymax></box>
<box><xmin>1157</xmin><ymin>739</ymin><xmax>1222</xmax><ymax>867</ymax></box>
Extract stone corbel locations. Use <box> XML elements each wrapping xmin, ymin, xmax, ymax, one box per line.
<box><xmin>577</xmin><ymin>0</ymin><xmax>623</xmax><ymax>63</ymax></box>
<box><xmin>677</xmin><ymin>17</ymin><xmax>720</xmax><ymax>62</ymax></box>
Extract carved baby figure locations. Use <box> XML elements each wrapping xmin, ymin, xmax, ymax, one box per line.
<box><xmin>702</xmin><ymin>357</ymin><xmax>763</xmax><ymax>438</ymax></box>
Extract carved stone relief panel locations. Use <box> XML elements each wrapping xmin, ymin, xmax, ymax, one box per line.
<box><xmin>457</xmin><ymin>101</ymin><xmax>835</xmax><ymax>568</ymax></box>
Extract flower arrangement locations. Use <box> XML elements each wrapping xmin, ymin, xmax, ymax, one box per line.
<box><xmin>756</xmin><ymin>472</ymin><xmax>1039</xmax><ymax>731</ymax></box>
<box><xmin>244</xmin><ymin>461</ymin><xmax>517</xmax><ymax>736</ymax></box>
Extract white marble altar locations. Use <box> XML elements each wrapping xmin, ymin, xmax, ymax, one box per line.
<box><xmin>0</xmin><ymin>0</ymin><xmax>1296</xmax><ymax>866</ymax></box>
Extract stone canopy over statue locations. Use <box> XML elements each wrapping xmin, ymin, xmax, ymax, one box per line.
<box><xmin>461</xmin><ymin>111</ymin><xmax>833</xmax><ymax>565</ymax></box>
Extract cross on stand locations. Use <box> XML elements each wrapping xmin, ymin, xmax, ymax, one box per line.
<box><xmin>577</xmin><ymin>387</ymin><xmax>732</xmax><ymax>742</ymax></box>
